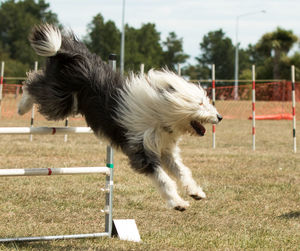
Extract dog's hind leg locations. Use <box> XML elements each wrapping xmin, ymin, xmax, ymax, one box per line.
<box><xmin>161</xmin><ymin>146</ymin><xmax>206</xmax><ymax>200</ymax></box>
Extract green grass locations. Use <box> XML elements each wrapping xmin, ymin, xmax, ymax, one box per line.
<box><xmin>0</xmin><ymin>118</ymin><xmax>299</xmax><ymax>250</ymax></box>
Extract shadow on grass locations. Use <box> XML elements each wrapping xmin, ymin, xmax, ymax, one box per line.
<box><xmin>279</xmin><ymin>211</ymin><xmax>300</xmax><ymax>219</ymax></box>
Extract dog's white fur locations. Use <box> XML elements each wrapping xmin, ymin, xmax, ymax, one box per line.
<box><xmin>30</xmin><ymin>24</ymin><xmax>61</xmax><ymax>57</ymax></box>
<box><xmin>115</xmin><ymin>70</ymin><xmax>218</xmax><ymax>209</ymax></box>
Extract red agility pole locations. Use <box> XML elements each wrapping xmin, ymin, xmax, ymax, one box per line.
<box><xmin>30</xmin><ymin>61</ymin><xmax>38</xmax><ymax>141</ymax></box>
<box><xmin>291</xmin><ymin>65</ymin><xmax>297</xmax><ymax>153</ymax></box>
<box><xmin>252</xmin><ymin>65</ymin><xmax>256</xmax><ymax>151</ymax></box>
<box><xmin>212</xmin><ymin>64</ymin><xmax>216</xmax><ymax>149</ymax></box>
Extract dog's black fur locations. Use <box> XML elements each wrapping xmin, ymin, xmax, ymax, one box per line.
<box><xmin>25</xmin><ymin>26</ymin><xmax>158</xmax><ymax>175</ymax></box>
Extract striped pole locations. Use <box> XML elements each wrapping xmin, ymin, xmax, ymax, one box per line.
<box><xmin>252</xmin><ymin>65</ymin><xmax>256</xmax><ymax>151</ymax></box>
<box><xmin>30</xmin><ymin>61</ymin><xmax>38</xmax><ymax>141</ymax></box>
<box><xmin>212</xmin><ymin>64</ymin><xmax>216</xmax><ymax>149</ymax></box>
<box><xmin>0</xmin><ymin>61</ymin><xmax>5</xmax><ymax>118</ymax></box>
<box><xmin>291</xmin><ymin>65</ymin><xmax>297</xmax><ymax>153</ymax></box>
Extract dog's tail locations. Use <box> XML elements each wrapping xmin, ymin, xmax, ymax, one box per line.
<box><xmin>29</xmin><ymin>24</ymin><xmax>62</xmax><ymax>57</ymax></box>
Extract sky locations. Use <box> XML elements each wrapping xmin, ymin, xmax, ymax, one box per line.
<box><xmin>48</xmin><ymin>0</ymin><xmax>300</xmax><ymax>64</ymax></box>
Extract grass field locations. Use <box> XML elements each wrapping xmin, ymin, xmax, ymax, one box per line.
<box><xmin>0</xmin><ymin>117</ymin><xmax>299</xmax><ymax>250</ymax></box>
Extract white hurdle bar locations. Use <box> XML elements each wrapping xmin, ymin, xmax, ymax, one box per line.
<box><xmin>0</xmin><ymin>126</ymin><xmax>92</xmax><ymax>135</ymax></box>
<box><xmin>0</xmin><ymin>166</ymin><xmax>109</xmax><ymax>177</ymax></box>
<box><xmin>0</xmin><ymin>127</ymin><xmax>114</xmax><ymax>243</ymax></box>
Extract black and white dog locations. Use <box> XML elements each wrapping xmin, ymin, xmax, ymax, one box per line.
<box><xmin>18</xmin><ymin>24</ymin><xmax>222</xmax><ymax>211</ymax></box>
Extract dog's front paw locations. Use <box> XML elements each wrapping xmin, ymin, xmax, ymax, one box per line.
<box><xmin>189</xmin><ymin>187</ymin><xmax>206</xmax><ymax>200</ymax></box>
<box><xmin>171</xmin><ymin>200</ymin><xmax>190</xmax><ymax>212</ymax></box>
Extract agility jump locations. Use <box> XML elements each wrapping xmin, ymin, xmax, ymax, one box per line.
<box><xmin>0</xmin><ymin>126</ymin><xmax>115</xmax><ymax>242</ymax></box>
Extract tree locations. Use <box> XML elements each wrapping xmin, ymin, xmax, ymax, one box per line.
<box><xmin>136</xmin><ymin>23</ymin><xmax>163</xmax><ymax>71</ymax></box>
<box><xmin>0</xmin><ymin>0</ymin><xmax>59</xmax><ymax>67</ymax></box>
<box><xmin>0</xmin><ymin>51</ymin><xmax>29</xmax><ymax>81</ymax></box>
<box><xmin>123</xmin><ymin>25</ymin><xmax>142</xmax><ymax>71</ymax></box>
<box><xmin>256</xmin><ymin>27</ymin><xmax>298</xmax><ymax>79</ymax></box>
<box><xmin>124</xmin><ymin>23</ymin><xmax>163</xmax><ymax>72</ymax></box>
<box><xmin>162</xmin><ymin>32</ymin><xmax>189</xmax><ymax>70</ymax></box>
<box><xmin>195</xmin><ymin>29</ymin><xmax>235</xmax><ymax>79</ymax></box>
<box><xmin>85</xmin><ymin>14</ymin><xmax>120</xmax><ymax>61</ymax></box>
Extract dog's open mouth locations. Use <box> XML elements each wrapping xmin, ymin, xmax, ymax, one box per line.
<box><xmin>190</xmin><ymin>121</ymin><xmax>206</xmax><ymax>136</ymax></box>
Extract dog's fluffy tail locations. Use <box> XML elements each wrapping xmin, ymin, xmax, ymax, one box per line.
<box><xmin>29</xmin><ymin>24</ymin><xmax>62</xmax><ymax>57</ymax></box>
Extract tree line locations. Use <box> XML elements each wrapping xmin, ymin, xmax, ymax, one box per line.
<box><xmin>0</xmin><ymin>0</ymin><xmax>299</xmax><ymax>81</ymax></box>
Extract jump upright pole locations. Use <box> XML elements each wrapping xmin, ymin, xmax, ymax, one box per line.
<box><xmin>106</xmin><ymin>53</ymin><xmax>117</xmax><ymax>237</ymax></box>
<box><xmin>291</xmin><ymin>65</ymin><xmax>297</xmax><ymax>153</ymax></box>
<box><xmin>30</xmin><ymin>61</ymin><xmax>38</xmax><ymax>141</ymax></box>
<box><xmin>252</xmin><ymin>65</ymin><xmax>256</xmax><ymax>151</ymax></box>
<box><xmin>212</xmin><ymin>64</ymin><xmax>216</xmax><ymax>149</ymax></box>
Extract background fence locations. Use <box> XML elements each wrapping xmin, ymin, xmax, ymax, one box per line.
<box><xmin>1</xmin><ymin>80</ymin><xmax>299</xmax><ymax>121</ymax></box>
<box><xmin>200</xmin><ymin>80</ymin><xmax>300</xmax><ymax>120</ymax></box>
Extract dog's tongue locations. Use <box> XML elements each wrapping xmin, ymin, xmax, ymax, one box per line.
<box><xmin>190</xmin><ymin>121</ymin><xmax>206</xmax><ymax>136</ymax></box>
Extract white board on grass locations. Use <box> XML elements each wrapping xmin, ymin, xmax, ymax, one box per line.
<box><xmin>112</xmin><ymin>219</ymin><xmax>141</xmax><ymax>242</ymax></box>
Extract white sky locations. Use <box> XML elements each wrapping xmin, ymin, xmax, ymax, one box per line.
<box><xmin>48</xmin><ymin>0</ymin><xmax>300</xmax><ymax>64</ymax></box>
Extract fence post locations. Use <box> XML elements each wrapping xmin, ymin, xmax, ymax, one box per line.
<box><xmin>0</xmin><ymin>61</ymin><xmax>5</xmax><ymax>118</ymax></box>
<box><xmin>291</xmin><ymin>65</ymin><xmax>297</xmax><ymax>153</ymax></box>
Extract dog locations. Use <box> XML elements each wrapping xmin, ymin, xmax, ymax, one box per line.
<box><xmin>18</xmin><ymin>24</ymin><xmax>222</xmax><ymax>211</ymax></box>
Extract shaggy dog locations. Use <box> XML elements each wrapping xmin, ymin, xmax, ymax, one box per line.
<box><xmin>18</xmin><ymin>24</ymin><xmax>222</xmax><ymax>211</ymax></box>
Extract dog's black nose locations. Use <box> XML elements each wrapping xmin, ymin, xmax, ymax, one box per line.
<box><xmin>217</xmin><ymin>114</ymin><xmax>223</xmax><ymax>122</ymax></box>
